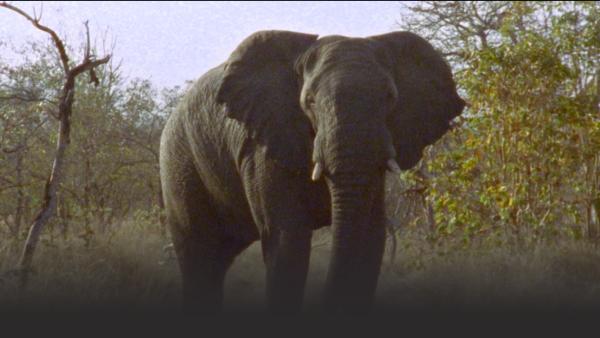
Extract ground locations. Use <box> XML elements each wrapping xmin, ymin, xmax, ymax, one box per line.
<box><xmin>2</xmin><ymin>222</ymin><xmax>600</xmax><ymax>313</ymax></box>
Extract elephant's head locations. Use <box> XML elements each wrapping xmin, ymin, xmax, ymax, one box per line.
<box><xmin>217</xmin><ymin>30</ymin><xmax>465</xmax><ymax>310</ymax></box>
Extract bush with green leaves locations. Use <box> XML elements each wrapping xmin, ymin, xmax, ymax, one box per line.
<box><xmin>398</xmin><ymin>1</ymin><xmax>600</xmax><ymax>247</ymax></box>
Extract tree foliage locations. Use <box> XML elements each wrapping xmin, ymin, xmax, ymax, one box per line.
<box><xmin>395</xmin><ymin>1</ymin><xmax>600</xmax><ymax>247</ymax></box>
<box><xmin>0</xmin><ymin>40</ymin><xmax>186</xmax><ymax>241</ymax></box>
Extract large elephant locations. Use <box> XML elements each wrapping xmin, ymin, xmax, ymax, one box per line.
<box><xmin>159</xmin><ymin>30</ymin><xmax>465</xmax><ymax>314</ymax></box>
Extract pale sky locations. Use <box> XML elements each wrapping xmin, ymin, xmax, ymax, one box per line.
<box><xmin>0</xmin><ymin>1</ymin><xmax>406</xmax><ymax>88</ymax></box>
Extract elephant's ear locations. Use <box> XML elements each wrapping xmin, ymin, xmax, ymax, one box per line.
<box><xmin>216</xmin><ymin>30</ymin><xmax>318</xmax><ymax>172</ymax></box>
<box><xmin>369</xmin><ymin>31</ymin><xmax>465</xmax><ymax>169</ymax></box>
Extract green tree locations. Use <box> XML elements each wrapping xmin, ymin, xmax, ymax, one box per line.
<box><xmin>0</xmin><ymin>41</ymin><xmax>63</xmax><ymax>237</ymax></box>
<box><xmin>396</xmin><ymin>1</ymin><xmax>600</xmax><ymax>246</ymax></box>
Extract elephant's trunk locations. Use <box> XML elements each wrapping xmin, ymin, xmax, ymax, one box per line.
<box><xmin>319</xmin><ymin>125</ymin><xmax>388</xmax><ymax>312</ymax></box>
<box><xmin>324</xmin><ymin>173</ymin><xmax>386</xmax><ymax>312</ymax></box>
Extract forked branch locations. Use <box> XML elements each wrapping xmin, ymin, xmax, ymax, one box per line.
<box><xmin>1</xmin><ymin>1</ymin><xmax>71</xmax><ymax>72</ymax></box>
<box><xmin>0</xmin><ymin>2</ymin><xmax>111</xmax><ymax>289</ymax></box>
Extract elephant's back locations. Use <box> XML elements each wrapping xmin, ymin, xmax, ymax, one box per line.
<box><xmin>178</xmin><ymin>63</ymin><xmax>248</xmax><ymax>172</ymax></box>
<box><xmin>167</xmin><ymin>64</ymin><xmax>255</xmax><ymax>231</ymax></box>
<box><xmin>160</xmin><ymin>64</ymin><xmax>227</xmax><ymax>163</ymax></box>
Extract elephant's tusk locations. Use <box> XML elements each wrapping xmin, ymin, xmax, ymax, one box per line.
<box><xmin>311</xmin><ymin>162</ymin><xmax>323</xmax><ymax>181</ymax></box>
<box><xmin>387</xmin><ymin>158</ymin><xmax>401</xmax><ymax>173</ymax></box>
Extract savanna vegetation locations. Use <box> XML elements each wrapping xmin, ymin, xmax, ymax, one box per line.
<box><xmin>1</xmin><ymin>1</ymin><xmax>599</xmax><ymax>311</ymax></box>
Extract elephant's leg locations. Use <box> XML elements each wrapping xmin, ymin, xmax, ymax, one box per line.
<box><xmin>162</xmin><ymin>158</ymin><xmax>250</xmax><ymax>314</ymax></box>
<box><xmin>261</xmin><ymin>227</ymin><xmax>312</xmax><ymax>314</ymax></box>
<box><xmin>241</xmin><ymin>159</ymin><xmax>314</xmax><ymax>314</ymax></box>
<box><xmin>173</xmin><ymin>230</ymin><xmax>251</xmax><ymax>314</ymax></box>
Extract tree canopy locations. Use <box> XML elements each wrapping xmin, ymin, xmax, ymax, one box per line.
<box><xmin>393</xmin><ymin>1</ymin><xmax>600</xmax><ymax>247</ymax></box>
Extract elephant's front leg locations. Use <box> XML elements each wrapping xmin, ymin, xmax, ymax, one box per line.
<box><xmin>261</xmin><ymin>226</ymin><xmax>312</xmax><ymax>313</ymax></box>
<box><xmin>242</xmin><ymin>159</ymin><xmax>314</xmax><ymax>314</ymax></box>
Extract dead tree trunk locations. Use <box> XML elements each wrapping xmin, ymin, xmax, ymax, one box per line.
<box><xmin>0</xmin><ymin>2</ymin><xmax>110</xmax><ymax>289</ymax></box>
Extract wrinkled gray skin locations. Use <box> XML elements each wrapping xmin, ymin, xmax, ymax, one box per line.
<box><xmin>160</xmin><ymin>30</ymin><xmax>465</xmax><ymax>314</ymax></box>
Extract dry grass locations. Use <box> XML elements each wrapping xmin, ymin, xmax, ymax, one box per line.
<box><xmin>2</xmin><ymin>221</ymin><xmax>600</xmax><ymax>313</ymax></box>
<box><xmin>0</xmin><ymin>222</ymin><xmax>180</xmax><ymax>311</ymax></box>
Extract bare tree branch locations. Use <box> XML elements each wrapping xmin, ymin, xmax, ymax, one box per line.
<box><xmin>1</xmin><ymin>1</ymin><xmax>111</xmax><ymax>289</ymax></box>
<box><xmin>1</xmin><ymin>2</ymin><xmax>70</xmax><ymax>72</ymax></box>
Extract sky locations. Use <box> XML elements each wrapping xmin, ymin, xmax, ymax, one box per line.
<box><xmin>0</xmin><ymin>1</ymin><xmax>407</xmax><ymax>88</ymax></box>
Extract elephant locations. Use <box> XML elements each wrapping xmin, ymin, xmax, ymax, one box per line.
<box><xmin>159</xmin><ymin>30</ymin><xmax>465</xmax><ymax>314</ymax></box>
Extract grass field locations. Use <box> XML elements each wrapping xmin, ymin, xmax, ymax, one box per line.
<box><xmin>3</xmin><ymin>221</ymin><xmax>600</xmax><ymax>313</ymax></box>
